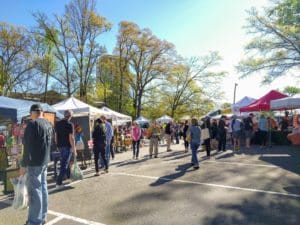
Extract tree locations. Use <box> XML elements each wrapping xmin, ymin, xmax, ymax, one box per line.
<box><xmin>116</xmin><ymin>21</ymin><xmax>174</xmax><ymax>118</ymax></box>
<box><xmin>34</xmin><ymin>13</ymin><xmax>77</xmax><ymax>97</ymax></box>
<box><xmin>158</xmin><ymin>52</ymin><xmax>225</xmax><ymax>118</ymax></box>
<box><xmin>34</xmin><ymin>0</ymin><xmax>111</xmax><ymax>101</ymax></box>
<box><xmin>0</xmin><ymin>22</ymin><xmax>37</xmax><ymax>96</ymax></box>
<box><xmin>238</xmin><ymin>0</ymin><xmax>300</xmax><ymax>83</ymax></box>
<box><xmin>283</xmin><ymin>86</ymin><xmax>300</xmax><ymax>96</ymax></box>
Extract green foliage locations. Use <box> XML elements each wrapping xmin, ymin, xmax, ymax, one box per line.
<box><xmin>282</xmin><ymin>86</ymin><xmax>300</xmax><ymax>96</ymax></box>
<box><xmin>238</xmin><ymin>0</ymin><xmax>300</xmax><ymax>83</ymax></box>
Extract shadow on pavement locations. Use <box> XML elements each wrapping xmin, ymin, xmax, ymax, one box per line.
<box><xmin>150</xmin><ymin>163</ymin><xmax>194</xmax><ymax>187</ymax></box>
<box><xmin>202</xmin><ymin>193</ymin><xmax>300</xmax><ymax>225</ymax></box>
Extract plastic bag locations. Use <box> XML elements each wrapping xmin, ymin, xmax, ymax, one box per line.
<box><xmin>11</xmin><ymin>174</ymin><xmax>28</xmax><ymax>210</ymax></box>
<box><xmin>70</xmin><ymin>159</ymin><xmax>83</xmax><ymax>181</ymax></box>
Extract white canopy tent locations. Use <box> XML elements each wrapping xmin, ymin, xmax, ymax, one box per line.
<box><xmin>52</xmin><ymin>96</ymin><xmax>110</xmax><ymax>118</ymax></box>
<box><xmin>232</xmin><ymin>96</ymin><xmax>256</xmax><ymax>115</ymax></box>
<box><xmin>101</xmin><ymin>106</ymin><xmax>132</xmax><ymax>125</ymax></box>
<box><xmin>136</xmin><ymin>116</ymin><xmax>150</xmax><ymax>124</ymax></box>
<box><xmin>270</xmin><ymin>94</ymin><xmax>300</xmax><ymax>110</ymax></box>
<box><xmin>156</xmin><ymin>115</ymin><xmax>173</xmax><ymax>123</ymax></box>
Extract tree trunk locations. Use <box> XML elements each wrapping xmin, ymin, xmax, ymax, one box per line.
<box><xmin>43</xmin><ymin>72</ymin><xmax>49</xmax><ymax>102</ymax></box>
<box><xmin>137</xmin><ymin>90</ymin><xmax>143</xmax><ymax>118</ymax></box>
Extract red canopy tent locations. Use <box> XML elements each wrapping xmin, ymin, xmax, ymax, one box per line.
<box><xmin>240</xmin><ymin>90</ymin><xmax>288</xmax><ymax>112</ymax></box>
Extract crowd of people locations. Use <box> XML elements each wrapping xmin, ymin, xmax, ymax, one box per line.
<box><xmin>19</xmin><ymin>103</ymin><xmax>294</xmax><ymax>225</ymax></box>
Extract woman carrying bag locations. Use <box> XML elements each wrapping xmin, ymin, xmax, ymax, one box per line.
<box><xmin>131</xmin><ymin>121</ymin><xmax>142</xmax><ymax>160</ymax></box>
<box><xmin>201</xmin><ymin>117</ymin><xmax>211</xmax><ymax>159</ymax></box>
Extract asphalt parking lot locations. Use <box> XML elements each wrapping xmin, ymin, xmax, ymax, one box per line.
<box><xmin>1</xmin><ymin>141</ymin><xmax>300</xmax><ymax>225</ymax></box>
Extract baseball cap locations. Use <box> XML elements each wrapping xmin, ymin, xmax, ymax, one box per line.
<box><xmin>30</xmin><ymin>104</ymin><xmax>43</xmax><ymax>112</ymax></box>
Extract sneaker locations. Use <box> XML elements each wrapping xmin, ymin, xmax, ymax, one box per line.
<box><xmin>104</xmin><ymin>169</ymin><xmax>109</xmax><ymax>173</ymax></box>
<box><xmin>154</xmin><ymin>155</ymin><xmax>158</xmax><ymax>158</ymax></box>
<box><xmin>167</xmin><ymin>149</ymin><xmax>172</xmax><ymax>152</ymax></box>
<box><xmin>94</xmin><ymin>173</ymin><xmax>100</xmax><ymax>176</ymax></box>
<box><xmin>193</xmin><ymin>166</ymin><xmax>200</xmax><ymax>170</ymax></box>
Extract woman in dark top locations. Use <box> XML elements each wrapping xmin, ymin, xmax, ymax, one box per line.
<box><xmin>201</xmin><ymin>117</ymin><xmax>211</xmax><ymax>158</ymax></box>
<box><xmin>217</xmin><ymin>116</ymin><xmax>227</xmax><ymax>152</ymax></box>
<box><xmin>183</xmin><ymin>120</ymin><xmax>190</xmax><ymax>152</ymax></box>
<box><xmin>92</xmin><ymin>118</ymin><xmax>107</xmax><ymax>176</ymax></box>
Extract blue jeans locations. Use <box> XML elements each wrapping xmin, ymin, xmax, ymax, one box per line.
<box><xmin>100</xmin><ymin>141</ymin><xmax>111</xmax><ymax>167</ymax></box>
<box><xmin>56</xmin><ymin>147</ymin><xmax>72</xmax><ymax>185</ymax></box>
<box><xmin>132</xmin><ymin>140</ymin><xmax>140</xmax><ymax>158</ymax></box>
<box><xmin>26</xmin><ymin>165</ymin><xmax>48</xmax><ymax>225</ymax></box>
<box><xmin>190</xmin><ymin>142</ymin><xmax>200</xmax><ymax>166</ymax></box>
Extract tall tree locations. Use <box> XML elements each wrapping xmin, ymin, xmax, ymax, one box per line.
<box><xmin>0</xmin><ymin>22</ymin><xmax>37</xmax><ymax>96</ymax></box>
<box><xmin>116</xmin><ymin>21</ymin><xmax>174</xmax><ymax>118</ymax></box>
<box><xmin>34</xmin><ymin>0</ymin><xmax>111</xmax><ymax>101</ymax></box>
<box><xmin>238</xmin><ymin>0</ymin><xmax>300</xmax><ymax>83</ymax></box>
<box><xmin>34</xmin><ymin>13</ymin><xmax>77</xmax><ymax>96</ymax></box>
<box><xmin>159</xmin><ymin>52</ymin><xmax>225</xmax><ymax>118</ymax></box>
<box><xmin>65</xmin><ymin>0</ymin><xmax>111</xmax><ymax>102</ymax></box>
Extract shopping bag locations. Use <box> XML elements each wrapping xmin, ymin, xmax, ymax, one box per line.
<box><xmin>11</xmin><ymin>174</ymin><xmax>28</xmax><ymax>210</ymax></box>
<box><xmin>75</xmin><ymin>139</ymin><xmax>85</xmax><ymax>150</ymax></box>
<box><xmin>70</xmin><ymin>159</ymin><xmax>83</xmax><ymax>181</ymax></box>
<box><xmin>201</xmin><ymin>128</ymin><xmax>210</xmax><ymax>140</ymax></box>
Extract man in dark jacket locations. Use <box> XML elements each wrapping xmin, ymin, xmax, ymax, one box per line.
<box><xmin>92</xmin><ymin>118</ymin><xmax>107</xmax><ymax>176</ymax></box>
<box><xmin>20</xmin><ymin>104</ymin><xmax>53</xmax><ymax>225</ymax></box>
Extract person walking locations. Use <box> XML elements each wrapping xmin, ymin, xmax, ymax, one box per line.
<box><xmin>182</xmin><ymin>120</ymin><xmax>190</xmax><ymax>152</ymax></box>
<box><xmin>55</xmin><ymin>110</ymin><xmax>77</xmax><ymax>188</ymax></box>
<box><xmin>217</xmin><ymin>115</ymin><xmax>227</xmax><ymax>152</ymax></box>
<box><xmin>201</xmin><ymin>117</ymin><xmax>211</xmax><ymax>158</ymax></box>
<box><xmin>147</xmin><ymin>122</ymin><xmax>160</xmax><ymax>158</ymax></box>
<box><xmin>165</xmin><ymin>121</ymin><xmax>172</xmax><ymax>152</ymax></box>
<box><xmin>100</xmin><ymin>116</ymin><xmax>113</xmax><ymax>168</ymax></box>
<box><xmin>131</xmin><ymin>121</ymin><xmax>142</xmax><ymax>159</ymax></box>
<box><xmin>231</xmin><ymin>115</ymin><xmax>242</xmax><ymax>152</ymax></box>
<box><xmin>244</xmin><ymin>113</ymin><xmax>254</xmax><ymax>148</ymax></box>
<box><xmin>258</xmin><ymin>115</ymin><xmax>268</xmax><ymax>148</ymax></box>
<box><xmin>20</xmin><ymin>104</ymin><xmax>53</xmax><ymax>225</ymax></box>
<box><xmin>92</xmin><ymin>118</ymin><xmax>107</xmax><ymax>176</ymax></box>
<box><xmin>188</xmin><ymin>118</ymin><xmax>201</xmax><ymax>169</ymax></box>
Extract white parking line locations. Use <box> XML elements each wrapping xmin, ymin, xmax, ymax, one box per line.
<box><xmin>47</xmin><ymin>210</ymin><xmax>105</xmax><ymax>225</ymax></box>
<box><xmin>45</xmin><ymin>215</ymin><xmax>64</xmax><ymax>225</ymax></box>
<box><xmin>203</xmin><ymin>160</ymin><xmax>278</xmax><ymax>168</ymax></box>
<box><xmin>111</xmin><ymin>172</ymin><xmax>300</xmax><ymax>198</ymax></box>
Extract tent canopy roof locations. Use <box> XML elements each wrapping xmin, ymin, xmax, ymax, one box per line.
<box><xmin>0</xmin><ymin>96</ymin><xmax>63</xmax><ymax>123</ymax></box>
<box><xmin>270</xmin><ymin>93</ymin><xmax>300</xmax><ymax>110</ymax></box>
<box><xmin>52</xmin><ymin>96</ymin><xmax>109</xmax><ymax>117</ymax></box>
<box><xmin>156</xmin><ymin>115</ymin><xmax>173</xmax><ymax>123</ymax></box>
<box><xmin>136</xmin><ymin>116</ymin><xmax>150</xmax><ymax>123</ymax></box>
<box><xmin>240</xmin><ymin>90</ymin><xmax>288</xmax><ymax>112</ymax></box>
<box><xmin>101</xmin><ymin>106</ymin><xmax>132</xmax><ymax>122</ymax></box>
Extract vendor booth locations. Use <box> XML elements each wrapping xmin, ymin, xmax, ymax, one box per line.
<box><xmin>136</xmin><ymin>116</ymin><xmax>150</xmax><ymax>127</ymax></box>
<box><xmin>53</xmin><ymin>97</ymin><xmax>111</xmax><ymax>167</ymax></box>
<box><xmin>240</xmin><ymin>90</ymin><xmax>288</xmax><ymax>112</ymax></box>
<box><xmin>239</xmin><ymin>90</ymin><xmax>290</xmax><ymax>146</ymax></box>
<box><xmin>100</xmin><ymin>106</ymin><xmax>132</xmax><ymax>126</ymax></box>
<box><xmin>232</xmin><ymin>96</ymin><xmax>256</xmax><ymax>115</ymax></box>
<box><xmin>0</xmin><ymin>96</ymin><xmax>62</xmax><ymax>193</ymax></box>
<box><xmin>156</xmin><ymin>115</ymin><xmax>173</xmax><ymax>123</ymax></box>
<box><xmin>271</xmin><ymin>94</ymin><xmax>300</xmax><ymax>145</ymax></box>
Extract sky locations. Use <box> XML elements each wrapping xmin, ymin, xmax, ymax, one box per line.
<box><xmin>0</xmin><ymin>0</ymin><xmax>298</xmax><ymax>104</ymax></box>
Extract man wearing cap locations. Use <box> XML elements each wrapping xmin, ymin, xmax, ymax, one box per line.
<box><xmin>55</xmin><ymin>110</ymin><xmax>77</xmax><ymax>188</ymax></box>
<box><xmin>20</xmin><ymin>104</ymin><xmax>53</xmax><ymax>225</ymax></box>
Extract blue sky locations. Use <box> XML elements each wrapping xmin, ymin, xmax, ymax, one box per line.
<box><xmin>0</xmin><ymin>0</ymin><xmax>296</xmax><ymax>103</ymax></box>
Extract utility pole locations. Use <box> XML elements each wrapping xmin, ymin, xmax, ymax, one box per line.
<box><xmin>233</xmin><ymin>83</ymin><xmax>238</xmax><ymax>104</ymax></box>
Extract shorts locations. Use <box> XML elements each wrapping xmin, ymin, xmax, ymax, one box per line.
<box><xmin>244</xmin><ymin>130</ymin><xmax>253</xmax><ymax>139</ymax></box>
<box><xmin>232</xmin><ymin>130</ymin><xmax>241</xmax><ymax>139</ymax></box>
